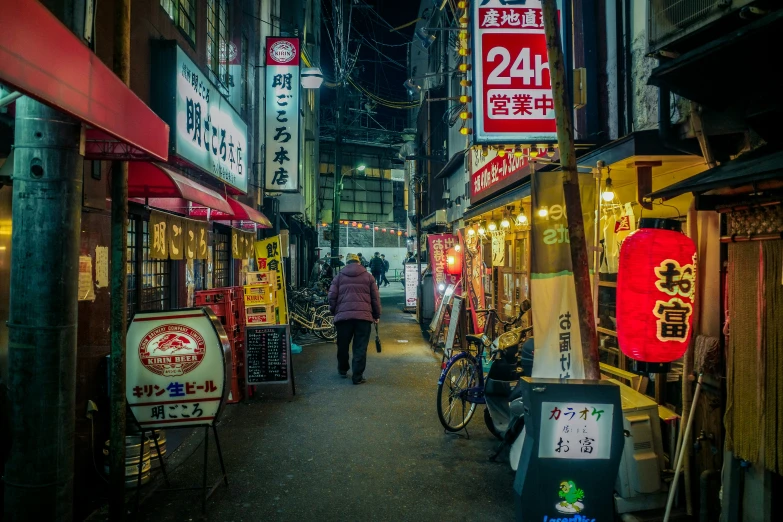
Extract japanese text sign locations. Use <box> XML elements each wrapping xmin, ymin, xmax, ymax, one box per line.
<box><xmin>149</xmin><ymin>210</ymin><xmax>208</xmax><ymax>261</ymax></box>
<box><xmin>254</xmin><ymin>235</ymin><xmax>288</xmax><ymax>323</ymax></box>
<box><xmin>469</xmin><ymin>146</ymin><xmax>529</xmax><ymax>201</ymax></box>
<box><xmin>126</xmin><ymin>308</ymin><xmax>231</xmax><ymax>429</ymax></box>
<box><xmin>617</xmin><ymin>226</ymin><xmax>697</xmax><ymax>363</ymax></box>
<box><xmin>404</xmin><ymin>263</ymin><xmax>422</xmax><ymax>308</ymax></box>
<box><xmin>173</xmin><ymin>45</ymin><xmax>248</xmax><ymax>192</ymax></box>
<box><xmin>539</xmin><ymin>402</ymin><xmax>614</xmax><ymax>460</ymax></box>
<box><xmin>472</xmin><ymin>0</ymin><xmax>562</xmax><ymax>143</ymax></box>
<box><xmin>428</xmin><ymin>234</ymin><xmax>458</xmax><ymax>308</ymax></box>
<box><xmin>264</xmin><ymin>37</ymin><xmax>300</xmax><ymax>192</ymax></box>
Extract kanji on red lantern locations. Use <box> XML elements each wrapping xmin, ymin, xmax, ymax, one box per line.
<box><xmin>616</xmin><ymin>220</ymin><xmax>696</xmax><ymax>364</ymax></box>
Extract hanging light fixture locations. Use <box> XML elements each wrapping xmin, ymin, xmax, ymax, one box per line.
<box><xmin>457</xmin><ymin>0</ymin><xmax>467</xmax><ymax>9</ymax></box>
<box><xmin>538</xmin><ymin>208</ymin><xmax>548</xmax><ymax>217</ymax></box>
<box><xmin>467</xmin><ymin>227</ymin><xmax>476</xmax><ymax>236</ymax></box>
<box><xmin>458</xmin><ymin>47</ymin><xmax>468</xmax><ymax>56</ymax></box>
<box><xmin>488</xmin><ymin>221</ymin><xmax>497</xmax><ymax>232</ymax></box>
<box><xmin>352</xmin><ymin>221</ymin><xmax>357</xmax><ymax>227</ymax></box>
<box><xmin>460</xmin><ymin>127</ymin><xmax>471</xmax><ymax>135</ymax></box>
<box><xmin>602</xmin><ymin>176</ymin><xmax>615</xmax><ymax>202</ymax></box>
<box><xmin>301</xmin><ymin>67</ymin><xmax>324</xmax><ymax>89</ymax></box>
<box><xmin>374</xmin><ymin>226</ymin><xmax>379</xmax><ymax>231</ymax></box>
<box><xmin>497</xmin><ymin>147</ymin><xmax>507</xmax><ymax>158</ymax></box>
<box><xmin>516</xmin><ymin>212</ymin><xmax>528</xmax><ymax>226</ymax></box>
<box><xmin>459</xmin><ymin>110</ymin><xmax>471</xmax><ymax>120</ymax></box>
<box><xmin>501</xmin><ymin>216</ymin><xmax>511</xmax><ymax>229</ymax></box>
<box><xmin>513</xmin><ymin>145</ymin><xmax>524</xmax><ymax>158</ymax></box>
<box><xmin>460</xmin><ymin>79</ymin><xmax>472</xmax><ymax>87</ymax></box>
<box><xmin>481</xmin><ymin>145</ymin><xmax>489</xmax><ymax>157</ymax></box>
<box><xmin>382</xmin><ymin>228</ymin><xmax>387</xmax><ymax>232</ymax></box>
<box><xmin>397</xmin><ymin>231</ymin><xmax>402</xmax><ymax>236</ymax></box>
<box><xmin>459</xmin><ymin>95</ymin><xmax>472</xmax><ymax>103</ymax></box>
<box><xmin>478</xmin><ymin>224</ymin><xmax>486</xmax><ymax>236</ymax></box>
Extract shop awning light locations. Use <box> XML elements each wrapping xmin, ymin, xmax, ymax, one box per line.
<box><xmin>516</xmin><ymin>212</ymin><xmax>528</xmax><ymax>225</ymax></box>
<box><xmin>538</xmin><ymin>208</ymin><xmax>548</xmax><ymax>217</ymax></box>
<box><xmin>501</xmin><ymin>217</ymin><xmax>510</xmax><ymax>229</ymax></box>
<box><xmin>478</xmin><ymin>225</ymin><xmax>486</xmax><ymax>236</ymax></box>
<box><xmin>467</xmin><ymin>228</ymin><xmax>476</xmax><ymax>236</ymax></box>
<box><xmin>488</xmin><ymin>221</ymin><xmax>497</xmax><ymax>232</ymax></box>
<box><xmin>459</xmin><ymin>95</ymin><xmax>471</xmax><ymax>103</ymax></box>
<box><xmin>602</xmin><ymin>176</ymin><xmax>615</xmax><ymax>202</ymax></box>
<box><xmin>513</xmin><ymin>145</ymin><xmax>523</xmax><ymax>158</ymax></box>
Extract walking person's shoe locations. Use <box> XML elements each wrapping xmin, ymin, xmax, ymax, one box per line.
<box><xmin>338</xmin><ymin>369</ymin><xmax>348</xmax><ymax>378</ymax></box>
<box><xmin>352</xmin><ymin>376</ymin><xmax>367</xmax><ymax>385</ymax></box>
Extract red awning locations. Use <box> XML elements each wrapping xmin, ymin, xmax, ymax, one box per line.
<box><xmin>223</xmin><ymin>198</ymin><xmax>273</xmax><ymax>228</ymax></box>
<box><xmin>0</xmin><ymin>0</ymin><xmax>169</xmax><ymax>162</ymax></box>
<box><xmin>128</xmin><ymin>163</ymin><xmax>233</xmax><ymax>215</ymax></box>
<box><xmin>206</xmin><ymin>197</ymin><xmax>272</xmax><ymax>228</ymax></box>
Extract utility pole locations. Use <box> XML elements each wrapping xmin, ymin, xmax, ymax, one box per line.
<box><xmin>330</xmin><ymin>0</ymin><xmax>346</xmax><ymax>267</ymax></box>
<box><xmin>4</xmin><ymin>28</ymin><xmax>83</xmax><ymax>522</ymax></box>
<box><xmin>541</xmin><ymin>0</ymin><xmax>600</xmax><ymax>379</ymax></box>
<box><xmin>330</xmin><ymin>83</ymin><xmax>343</xmax><ymax>266</ymax></box>
<box><xmin>109</xmin><ymin>0</ymin><xmax>131</xmax><ymax>519</ymax></box>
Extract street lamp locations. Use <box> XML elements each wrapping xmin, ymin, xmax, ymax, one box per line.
<box><xmin>301</xmin><ymin>66</ymin><xmax>324</xmax><ymax>89</ymax></box>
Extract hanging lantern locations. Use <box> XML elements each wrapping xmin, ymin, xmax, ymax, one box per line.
<box><xmin>351</xmin><ymin>221</ymin><xmax>357</xmax><ymax>227</ymax></box>
<box><xmin>382</xmin><ymin>228</ymin><xmax>387</xmax><ymax>232</ymax></box>
<box><xmin>397</xmin><ymin>231</ymin><xmax>402</xmax><ymax>236</ymax></box>
<box><xmin>445</xmin><ymin>246</ymin><xmax>462</xmax><ymax>275</ymax></box>
<box><xmin>375</xmin><ymin>226</ymin><xmax>379</xmax><ymax>231</ymax></box>
<box><xmin>616</xmin><ymin>219</ymin><xmax>697</xmax><ymax>372</ymax></box>
<box><xmin>389</xmin><ymin>229</ymin><xmax>395</xmax><ymax>234</ymax></box>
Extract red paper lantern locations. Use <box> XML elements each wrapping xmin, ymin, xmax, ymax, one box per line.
<box><xmin>375</xmin><ymin>226</ymin><xmax>379</xmax><ymax>231</ymax></box>
<box><xmin>616</xmin><ymin>219</ymin><xmax>696</xmax><ymax>368</ymax></box>
<box><xmin>351</xmin><ymin>221</ymin><xmax>357</xmax><ymax>227</ymax></box>
<box><xmin>445</xmin><ymin>246</ymin><xmax>462</xmax><ymax>275</ymax></box>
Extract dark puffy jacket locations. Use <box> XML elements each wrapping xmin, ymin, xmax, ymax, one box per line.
<box><xmin>369</xmin><ymin>256</ymin><xmax>385</xmax><ymax>273</ymax></box>
<box><xmin>328</xmin><ymin>262</ymin><xmax>381</xmax><ymax>323</ymax></box>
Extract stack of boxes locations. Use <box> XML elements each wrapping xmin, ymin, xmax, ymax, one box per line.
<box><xmin>243</xmin><ymin>271</ymin><xmax>277</xmax><ymax>325</ymax></box>
<box><xmin>194</xmin><ymin>287</ymin><xmax>245</xmax><ymax>403</ymax></box>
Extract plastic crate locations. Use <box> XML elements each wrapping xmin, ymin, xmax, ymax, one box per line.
<box><xmin>195</xmin><ymin>288</ymin><xmax>233</xmax><ymax>305</ymax></box>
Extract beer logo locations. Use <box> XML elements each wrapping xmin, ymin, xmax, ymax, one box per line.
<box><xmin>269</xmin><ymin>40</ymin><xmax>296</xmax><ymax>64</ymax></box>
<box><xmin>139</xmin><ymin>324</ymin><xmax>206</xmax><ymax>377</ymax></box>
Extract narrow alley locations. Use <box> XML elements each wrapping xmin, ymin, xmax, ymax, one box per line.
<box><xmin>137</xmin><ymin>287</ymin><xmax>515</xmax><ymax>522</ymax></box>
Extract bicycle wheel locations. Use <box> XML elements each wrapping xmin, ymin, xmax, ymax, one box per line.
<box><xmin>437</xmin><ymin>355</ymin><xmax>479</xmax><ymax>432</ymax></box>
<box><xmin>313</xmin><ymin>306</ymin><xmax>336</xmax><ymax>341</ymax></box>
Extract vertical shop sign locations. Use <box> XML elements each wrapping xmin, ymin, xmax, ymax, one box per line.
<box><xmin>491</xmin><ymin>231</ymin><xmax>506</xmax><ymax>266</ymax></box>
<box><xmin>464</xmin><ymin>230</ymin><xmax>487</xmax><ymax>333</ymax></box>
<box><xmin>255</xmin><ymin>235</ymin><xmax>288</xmax><ymax>323</ymax></box>
<box><xmin>404</xmin><ymin>263</ymin><xmax>420</xmax><ymax>308</ymax></box>
<box><xmin>126</xmin><ymin>308</ymin><xmax>231</xmax><ymax>428</ymax></box>
<box><xmin>530</xmin><ymin>171</ymin><xmax>595</xmax><ymax>379</ymax></box>
<box><xmin>428</xmin><ymin>234</ymin><xmax>458</xmax><ymax>308</ymax></box>
<box><xmin>472</xmin><ymin>0</ymin><xmax>562</xmax><ymax>144</ymax></box>
<box><xmin>264</xmin><ymin>37</ymin><xmax>300</xmax><ymax>192</ymax></box>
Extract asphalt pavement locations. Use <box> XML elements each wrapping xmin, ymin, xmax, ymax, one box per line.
<box><xmin>136</xmin><ymin>284</ymin><xmax>517</xmax><ymax>522</ymax></box>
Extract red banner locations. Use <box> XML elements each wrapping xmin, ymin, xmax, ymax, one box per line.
<box><xmin>428</xmin><ymin>234</ymin><xmax>458</xmax><ymax>309</ymax></box>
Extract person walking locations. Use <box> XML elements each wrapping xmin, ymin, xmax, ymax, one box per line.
<box><xmin>328</xmin><ymin>254</ymin><xmax>381</xmax><ymax>384</ymax></box>
<box><xmin>380</xmin><ymin>254</ymin><xmax>390</xmax><ymax>287</ymax></box>
<box><xmin>358</xmin><ymin>253</ymin><xmax>369</xmax><ymax>268</ymax></box>
<box><xmin>369</xmin><ymin>252</ymin><xmax>385</xmax><ymax>287</ymax></box>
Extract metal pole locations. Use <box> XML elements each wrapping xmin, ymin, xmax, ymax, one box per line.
<box><xmin>542</xmin><ymin>0</ymin><xmax>600</xmax><ymax>379</ymax></box>
<box><xmin>109</xmin><ymin>0</ymin><xmax>131</xmax><ymax>519</ymax></box>
<box><xmin>4</xmin><ymin>100</ymin><xmax>82</xmax><ymax>521</ymax></box>
<box><xmin>330</xmin><ymin>0</ymin><xmax>345</xmax><ymax>268</ymax></box>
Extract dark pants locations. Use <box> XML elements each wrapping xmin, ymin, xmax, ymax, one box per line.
<box><xmin>380</xmin><ymin>272</ymin><xmax>389</xmax><ymax>285</ymax></box>
<box><xmin>372</xmin><ymin>270</ymin><xmax>382</xmax><ymax>286</ymax></box>
<box><xmin>336</xmin><ymin>319</ymin><xmax>372</xmax><ymax>383</ymax></box>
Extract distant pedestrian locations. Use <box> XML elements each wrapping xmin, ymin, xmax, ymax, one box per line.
<box><xmin>358</xmin><ymin>253</ymin><xmax>369</xmax><ymax>268</ymax></box>
<box><xmin>369</xmin><ymin>252</ymin><xmax>385</xmax><ymax>287</ymax></box>
<box><xmin>380</xmin><ymin>254</ymin><xmax>390</xmax><ymax>287</ymax></box>
<box><xmin>328</xmin><ymin>254</ymin><xmax>381</xmax><ymax>385</ymax></box>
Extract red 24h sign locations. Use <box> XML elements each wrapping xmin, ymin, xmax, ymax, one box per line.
<box><xmin>473</xmin><ymin>0</ymin><xmax>561</xmax><ymax>144</ymax></box>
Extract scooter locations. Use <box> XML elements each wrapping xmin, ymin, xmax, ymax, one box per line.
<box><xmin>483</xmin><ymin>315</ymin><xmax>534</xmax><ymax>460</ymax></box>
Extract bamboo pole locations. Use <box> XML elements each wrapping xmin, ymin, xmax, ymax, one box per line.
<box><xmin>541</xmin><ymin>0</ymin><xmax>600</xmax><ymax>379</ymax></box>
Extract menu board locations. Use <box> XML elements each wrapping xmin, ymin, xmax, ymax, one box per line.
<box><xmin>246</xmin><ymin>325</ymin><xmax>290</xmax><ymax>384</ymax></box>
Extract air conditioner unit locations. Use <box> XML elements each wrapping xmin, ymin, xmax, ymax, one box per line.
<box><xmin>648</xmin><ymin>0</ymin><xmax>755</xmax><ymax>55</ymax></box>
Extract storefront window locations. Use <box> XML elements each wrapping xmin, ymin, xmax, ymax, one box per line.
<box><xmin>193</xmin><ymin>260</ymin><xmax>208</xmax><ymax>291</ymax></box>
<box><xmin>160</xmin><ymin>0</ymin><xmax>196</xmax><ymax>45</ymax></box>
<box><xmin>213</xmin><ymin>227</ymin><xmax>231</xmax><ymax>288</ymax></box>
<box><xmin>140</xmin><ymin>220</ymin><xmax>173</xmax><ymax>311</ymax></box>
<box><xmin>126</xmin><ymin>218</ymin><xmax>137</xmax><ymax>320</ymax></box>
<box><xmin>207</xmin><ymin>0</ymin><xmax>229</xmax><ymax>88</ymax></box>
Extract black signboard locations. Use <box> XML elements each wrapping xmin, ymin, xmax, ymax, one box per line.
<box><xmin>246</xmin><ymin>325</ymin><xmax>290</xmax><ymax>385</ymax></box>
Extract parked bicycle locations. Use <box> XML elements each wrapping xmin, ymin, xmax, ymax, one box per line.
<box><xmin>436</xmin><ymin>301</ymin><xmax>532</xmax><ymax>434</ymax></box>
<box><xmin>287</xmin><ymin>286</ymin><xmax>336</xmax><ymax>341</ymax></box>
